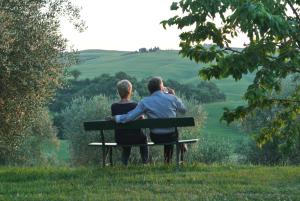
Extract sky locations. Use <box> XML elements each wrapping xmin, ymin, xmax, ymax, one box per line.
<box><xmin>61</xmin><ymin>0</ymin><xmax>246</xmax><ymax>51</ymax></box>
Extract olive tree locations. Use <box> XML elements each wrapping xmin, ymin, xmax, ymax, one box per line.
<box><xmin>0</xmin><ymin>0</ymin><xmax>84</xmax><ymax>162</ymax></box>
<box><xmin>162</xmin><ymin>0</ymin><xmax>300</xmax><ymax>152</ymax></box>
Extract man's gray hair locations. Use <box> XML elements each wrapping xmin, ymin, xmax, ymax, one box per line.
<box><xmin>117</xmin><ymin>79</ymin><xmax>132</xmax><ymax>98</ymax></box>
<box><xmin>148</xmin><ymin>76</ymin><xmax>163</xmax><ymax>94</ymax></box>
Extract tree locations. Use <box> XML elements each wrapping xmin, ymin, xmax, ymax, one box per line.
<box><xmin>70</xmin><ymin>69</ymin><xmax>81</xmax><ymax>80</ymax></box>
<box><xmin>162</xmin><ymin>0</ymin><xmax>300</xmax><ymax>152</ymax></box>
<box><xmin>0</xmin><ymin>0</ymin><xmax>84</xmax><ymax>161</ymax></box>
<box><xmin>139</xmin><ymin>48</ymin><xmax>147</xmax><ymax>53</ymax></box>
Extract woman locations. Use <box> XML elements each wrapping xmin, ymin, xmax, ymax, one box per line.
<box><xmin>111</xmin><ymin>80</ymin><xmax>148</xmax><ymax>165</ymax></box>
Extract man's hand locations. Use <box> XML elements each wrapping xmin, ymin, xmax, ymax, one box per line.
<box><xmin>105</xmin><ymin>116</ymin><xmax>115</xmax><ymax>121</ymax></box>
<box><xmin>166</xmin><ymin>87</ymin><xmax>175</xmax><ymax>95</ymax></box>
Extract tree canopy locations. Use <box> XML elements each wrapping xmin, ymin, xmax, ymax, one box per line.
<box><xmin>0</xmin><ymin>0</ymin><xmax>84</xmax><ymax>162</ymax></box>
<box><xmin>162</xmin><ymin>0</ymin><xmax>300</xmax><ymax>151</ymax></box>
<box><xmin>49</xmin><ymin>72</ymin><xmax>226</xmax><ymax>113</ymax></box>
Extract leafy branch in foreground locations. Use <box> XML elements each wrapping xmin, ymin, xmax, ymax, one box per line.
<box><xmin>162</xmin><ymin>0</ymin><xmax>300</xmax><ymax>151</ymax></box>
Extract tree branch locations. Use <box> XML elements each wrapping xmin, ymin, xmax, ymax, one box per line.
<box><xmin>286</xmin><ymin>0</ymin><xmax>300</xmax><ymax>23</ymax></box>
<box><xmin>224</xmin><ymin>47</ymin><xmax>242</xmax><ymax>54</ymax></box>
<box><xmin>224</xmin><ymin>47</ymin><xmax>279</xmax><ymax>60</ymax></box>
<box><xmin>269</xmin><ymin>98</ymin><xmax>300</xmax><ymax>104</ymax></box>
<box><xmin>286</xmin><ymin>0</ymin><xmax>300</xmax><ymax>48</ymax></box>
<box><xmin>223</xmin><ymin>46</ymin><xmax>300</xmax><ymax>66</ymax></box>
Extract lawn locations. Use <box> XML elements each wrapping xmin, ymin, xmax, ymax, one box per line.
<box><xmin>0</xmin><ymin>165</ymin><xmax>299</xmax><ymax>201</ymax></box>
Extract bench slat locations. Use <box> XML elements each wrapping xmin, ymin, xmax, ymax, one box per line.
<box><xmin>84</xmin><ymin>117</ymin><xmax>195</xmax><ymax>131</ymax></box>
<box><xmin>178</xmin><ymin>139</ymin><xmax>199</xmax><ymax>143</ymax></box>
<box><xmin>89</xmin><ymin>142</ymin><xmax>118</xmax><ymax>146</ymax></box>
<box><xmin>88</xmin><ymin>139</ymin><xmax>198</xmax><ymax>147</ymax></box>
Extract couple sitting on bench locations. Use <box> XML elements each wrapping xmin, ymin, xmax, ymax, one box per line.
<box><xmin>111</xmin><ymin>76</ymin><xmax>187</xmax><ymax>165</ymax></box>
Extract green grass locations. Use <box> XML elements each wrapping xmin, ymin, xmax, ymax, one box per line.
<box><xmin>42</xmin><ymin>140</ymin><xmax>70</xmax><ymax>166</ymax></box>
<box><xmin>1</xmin><ymin>165</ymin><xmax>299</xmax><ymax>201</ymax></box>
<box><xmin>202</xmin><ymin>101</ymin><xmax>246</xmax><ymax>144</ymax></box>
<box><xmin>55</xmin><ymin>140</ymin><xmax>70</xmax><ymax>164</ymax></box>
<box><xmin>73</xmin><ymin>50</ymin><xmax>201</xmax><ymax>82</ymax></box>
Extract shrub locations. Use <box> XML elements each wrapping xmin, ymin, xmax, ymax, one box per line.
<box><xmin>187</xmin><ymin>137</ymin><xmax>232</xmax><ymax>164</ymax></box>
<box><xmin>1</xmin><ymin>108</ymin><xmax>59</xmax><ymax>166</ymax></box>
<box><xmin>236</xmin><ymin>139</ymin><xmax>300</xmax><ymax>165</ymax></box>
<box><xmin>61</xmin><ymin>95</ymin><xmax>113</xmax><ymax>165</ymax></box>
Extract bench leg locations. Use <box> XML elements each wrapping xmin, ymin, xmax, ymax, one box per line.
<box><xmin>103</xmin><ymin>147</ymin><xmax>113</xmax><ymax>166</ymax></box>
<box><xmin>109</xmin><ymin>147</ymin><xmax>113</xmax><ymax>166</ymax></box>
<box><xmin>180</xmin><ymin>143</ymin><xmax>185</xmax><ymax>162</ymax></box>
<box><xmin>180</xmin><ymin>149</ymin><xmax>184</xmax><ymax>162</ymax></box>
<box><xmin>176</xmin><ymin>143</ymin><xmax>180</xmax><ymax>170</ymax></box>
<box><xmin>102</xmin><ymin>146</ymin><xmax>106</xmax><ymax>167</ymax></box>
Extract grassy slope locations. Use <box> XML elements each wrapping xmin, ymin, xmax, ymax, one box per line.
<box><xmin>71</xmin><ymin>49</ymin><xmax>251</xmax><ymax>144</ymax></box>
<box><xmin>1</xmin><ymin>165</ymin><xmax>299</xmax><ymax>201</ymax></box>
<box><xmin>73</xmin><ymin>50</ymin><xmax>201</xmax><ymax>82</ymax></box>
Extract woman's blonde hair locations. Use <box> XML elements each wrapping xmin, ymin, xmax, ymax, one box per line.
<box><xmin>117</xmin><ymin>79</ymin><xmax>132</xmax><ymax>98</ymax></box>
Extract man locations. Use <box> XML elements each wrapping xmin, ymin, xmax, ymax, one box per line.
<box><xmin>114</xmin><ymin>76</ymin><xmax>186</xmax><ymax>163</ymax></box>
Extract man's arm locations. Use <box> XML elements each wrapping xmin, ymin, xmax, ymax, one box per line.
<box><xmin>115</xmin><ymin>102</ymin><xmax>145</xmax><ymax>123</ymax></box>
<box><xmin>175</xmin><ymin>96</ymin><xmax>186</xmax><ymax>114</ymax></box>
<box><xmin>167</xmin><ymin>87</ymin><xmax>187</xmax><ymax>114</ymax></box>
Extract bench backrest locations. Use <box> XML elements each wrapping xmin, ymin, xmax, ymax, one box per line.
<box><xmin>84</xmin><ymin>117</ymin><xmax>195</xmax><ymax>131</ymax></box>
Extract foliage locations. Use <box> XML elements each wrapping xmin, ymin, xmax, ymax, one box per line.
<box><xmin>189</xmin><ymin>137</ymin><xmax>232</xmax><ymax>164</ymax></box>
<box><xmin>49</xmin><ymin>72</ymin><xmax>225</xmax><ymax>113</ymax></box>
<box><xmin>162</xmin><ymin>0</ymin><xmax>300</xmax><ymax>152</ymax></box>
<box><xmin>236</xmin><ymin>139</ymin><xmax>300</xmax><ymax>165</ymax></box>
<box><xmin>0</xmin><ymin>108</ymin><xmax>59</xmax><ymax>165</ymax></box>
<box><xmin>236</xmin><ymin>79</ymin><xmax>300</xmax><ymax>164</ymax></box>
<box><xmin>138</xmin><ymin>47</ymin><xmax>160</xmax><ymax>53</ymax></box>
<box><xmin>241</xmin><ymin>114</ymin><xmax>300</xmax><ymax>164</ymax></box>
<box><xmin>60</xmin><ymin>95</ymin><xmax>112</xmax><ymax>165</ymax></box>
<box><xmin>138</xmin><ymin>48</ymin><xmax>147</xmax><ymax>53</ymax></box>
<box><xmin>69</xmin><ymin>69</ymin><xmax>81</xmax><ymax>80</ymax></box>
<box><xmin>163</xmin><ymin>79</ymin><xmax>225</xmax><ymax>103</ymax></box>
<box><xmin>0</xmin><ymin>0</ymin><xmax>84</xmax><ymax>161</ymax></box>
<box><xmin>60</xmin><ymin>95</ymin><xmax>206</xmax><ymax>165</ymax></box>
<box><xmin>1</xmin><ymin>165</ymin><xmax>300</xmax><ymax>201</ymax></box>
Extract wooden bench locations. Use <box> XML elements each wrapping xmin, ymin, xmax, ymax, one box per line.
<box><xmin>83</xmin><ymin>117</ymin><xmax>198</xmax><ymax>168</ymax></box>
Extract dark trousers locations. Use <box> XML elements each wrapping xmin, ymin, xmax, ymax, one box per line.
<box><xmin>121</xmin><ymin>145</ymin><xmax>148</xmax><ymax>165</ymax></box>
<box><xmin>116</xmin><ymin>133</ymin><xmax>149</xmax><ymax>165</ymax></box>
<box><xmin>150</xmin><ymin>132</ymin><xmax>178</xmax><ymax>164</ymax></box>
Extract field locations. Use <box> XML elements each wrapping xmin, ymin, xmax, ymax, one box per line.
<box><xmin>71</xmin><ymin>49</ymin><xmax>252</xmax><ymax>144</ymax></box>
<box><xmin>1</xmin><ymin>165</ymin><xmax>299</xmax><ymax>201</ymax></box>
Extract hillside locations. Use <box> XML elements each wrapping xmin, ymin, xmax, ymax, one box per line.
<box><xmin>71</xmin><ymin>49</ymin><xmax>251</xmax><ymax>144</ymax></box>
<box><xmin>1</xmin><ymin>165</ymin><xmax>299</xmax><ymax>201</ymax></box>
<box><xmin>73</xmin><ymin>50</ymin><xmax>201</xmax><ymax>82</ymax></box>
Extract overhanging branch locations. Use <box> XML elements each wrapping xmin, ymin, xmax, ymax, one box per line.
<box><xmin>269</xmin><ymin>98</ymin><xmax>300</xmax><ymax>104</ymax></box>
<box><xmin>286</xmin><ymin>0</ymin><xmax>300</xmax><ymax>23</ymax></box>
